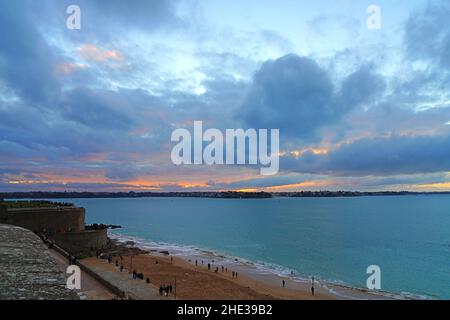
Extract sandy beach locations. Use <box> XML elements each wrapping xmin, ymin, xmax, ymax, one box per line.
<box><xmin>80</xmin><ymin>235</ymin><xmax>406</xmax><ymax>301</ymax></box>
<box><xmin>83</xmin><ymin>252</ymin><xmax>336</xmax><ymax>300</ymax></box>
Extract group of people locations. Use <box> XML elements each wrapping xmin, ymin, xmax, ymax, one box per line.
<box><xmin>159</xmin><ymin>284</ymin><xmax>173</xmax><ymax>297</ymax></box>
<box><xmin>95</xmin><ymin>250</ymin><xmax>106</xmax><ymax>260</ymax></box>
<box><xmin>200</xmin><ymin>260</ymin><xmax>239</xmax><ymax>279</ymax></box>
<box><xmin>196</xmin><ymin>257</ymin><xmax>317</xmax><ymax>297</ymax></box>
<box><xmin>97</xmin><ymin>251</ymin><xmax>156</xmax><ymax>289</ymax></box>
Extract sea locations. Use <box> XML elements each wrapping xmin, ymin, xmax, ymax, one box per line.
<box><xmin>42</xmin><ymin>195</ymin><xmax>450</xmax><ymax>299</ymax></box>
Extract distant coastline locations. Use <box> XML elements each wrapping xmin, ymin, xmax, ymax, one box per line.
<box><xmin>2</xmin><ymin>190</ymin><xmax>450</xmax><ymax>199</ymax></box>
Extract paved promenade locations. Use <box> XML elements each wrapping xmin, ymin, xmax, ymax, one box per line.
<box><xmin>81</xmin><ymin>257</ymin><xmax>170</xmax><ymax>300</ymax></box>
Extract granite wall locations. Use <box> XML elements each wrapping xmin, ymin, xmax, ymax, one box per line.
<box><xmin>53</xmin><ymin>229</ymin><xmax>108</xmax><ymax>255</ymax></box>
<box><xmin>0</xmin><ymin>207</ymin><xmax>85</xmax><ymax>235</ymax></box>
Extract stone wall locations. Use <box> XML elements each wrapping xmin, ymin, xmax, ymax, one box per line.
<box><xmin>0</xmin><ymin>224</ymin><xmax>79</xmax><ymax>300</ymax></box>
<box><xmin>0</xmin><ymin>207</ymin><xmax>85</xmax><ymax>235</ymax></box>
<box><xmin>0</xmin><ymin>204</ymin><xmax>108</xmax><ymax>256</ymax></box>
<box><xmin>53</xmin><ymin>229</ymin><xmax>108</xmax><ymax>255</ymax></box>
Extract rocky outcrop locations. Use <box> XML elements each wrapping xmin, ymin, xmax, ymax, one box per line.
<box><xmin>0</xmin><ymin>224</ymin><xmax>79</xmax><ymax>300</ymax></box>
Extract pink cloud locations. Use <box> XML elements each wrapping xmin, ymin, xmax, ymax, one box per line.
<box><xmin>77</xmin><ymin>44</ymin><xmax>124</xmax><ymax>63</ymax></box>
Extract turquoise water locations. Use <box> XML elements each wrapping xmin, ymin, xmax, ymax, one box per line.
<box><xmin>65</xmin><ymin>196</ymin><xmax>449</xmax><ymax>299</ymax></box>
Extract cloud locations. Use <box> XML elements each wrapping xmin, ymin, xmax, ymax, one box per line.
<box><xmin>240</xmin><ymin>54</ymin><xmax>334</xmax><ymax>140</ymax></box>
<box><xmin>281</xmin><ymin>134</ymin><xmax>450</xmax><ymax>176</ymax></box>
<box><xmin>0</xmin><ymin>1</ymin><xmax>61</xmax><ymax>104</ymax></box>
<box><xmin>54</xmin><ymin>62</ymin><xmax>88</xmax><ymax>75</ymax></box>
<box><xmin>3</xmin><ymin>1</ymin><xmax>450</xmax><ymax>192</ymax></box>
<box><xmin>60</xmin><ymin>87</ymin><xmax>138</xmax><ymax>131</ymax></box>
<box><xmin>86</xmin><ymin>0</ymin><xmax>182</xmax><ymax>31</ymax></box>
<box><xmin>339</xmin><ymin>64</ymin><xmax>385</xmax><ymax>109</ymax></box>
<box><xmin>404</xmin><ymin>0</ymin><xmax>450</xmax><ymax>68</ymax></box>
<box><xmin>104</xmin><ymin>164</ymin><xmax>144</xmax><ymax>182</ymax></box>
<box><xmin>77</xmin><ymin>44</ymin><xmax>123</xmax><ymax>63</ymax></box>
<box><xmin>239</xmin><ymin>54</ymin><xmax>385</xmax><ymax>142</ymax></box>
<box><xmin>35</xmin><ymin>0</ymin><xmax>182</xmax><ymax>42</ymax></box>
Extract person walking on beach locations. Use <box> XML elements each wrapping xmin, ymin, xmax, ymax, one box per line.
<box><xmin>208</xmin><ymin>263</ymin><xmax>211</xmax><ymax>270</ymax></box>
<box><xmin>282</xmin><ymin>280</ymin><xmax>285</xmax><ymax>288</ymax></box>
<box><xmin>311</xmin><ymin>276</ymin><xmax>315</xmax><ymax>296</ymax></box>
<box><xmin>232</xmin><ymin>271</ymin><xmax>235</xmax><ymax>278</ymax></box>
<box><xmin>195</xmin><ymin>260</ymin><xmax>198</xmax><ymax>266</ymax></box>
<box><xmin>235</xmin><ymin>272</ymin><xmax>238</xmax><ymax>278</ymax></box>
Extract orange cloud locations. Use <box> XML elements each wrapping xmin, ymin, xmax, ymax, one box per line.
<box><xmin>54</xmin><ymin>62</ymin><xmax>87</xmax><ymax>75</ymax></box>
<box><xmin>414</xmin><ymin>182</ymin><xmax>450</xmax><ymax>190</ymax></box>
<box><xmin>290</xmin><ymin>147</ymin><xmax>329</xmax><ymax>158</ymax></box>
<box><xmin>236</xmin><ymin>188</ymin><xmax>259</xmax><ymax>193</ymax></box>
<box><xmin>77</xmin><ymin>44</ymin><xmax>123</xmax><ymax>63</ymax></box>
<box><xmin>178</xmin><ymin>182</ymin><xmax>209</xmax><ymax>189</ymax></box>
<box><xmin>265</xmin><ymin>181</ymin><xmax>325</xmax><ymax>191</ymax></box>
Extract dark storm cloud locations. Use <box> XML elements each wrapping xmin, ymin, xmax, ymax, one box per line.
<box><xmin>282</xmin><ymin>134</ymin><xmax>450</xmax><ymax>176</ymax></box>
<box><xmin>339</xmin><ymin>65</ymin><xmax>385</xmax><ymax>109</ymax></box>
<box><xmin>239</xmin><ymin>54</ymin><xmax>385</xmax><ymax>142</ymax></box>
<box><xmin>0</xmin><ymin>1</ymin><xmax>61</xmax><ymax>104</ymax></box>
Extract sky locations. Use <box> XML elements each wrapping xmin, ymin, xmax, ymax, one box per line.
<box><xmin>1</xmin><ymin>0</ymin><xmax>450</xmax><ymax>192</ymax></box>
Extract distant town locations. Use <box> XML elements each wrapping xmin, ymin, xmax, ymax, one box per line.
<box><xmin>1</xmin><ymin>190</ymin><xmax>450</xmax><ymax>200</ymax></box>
